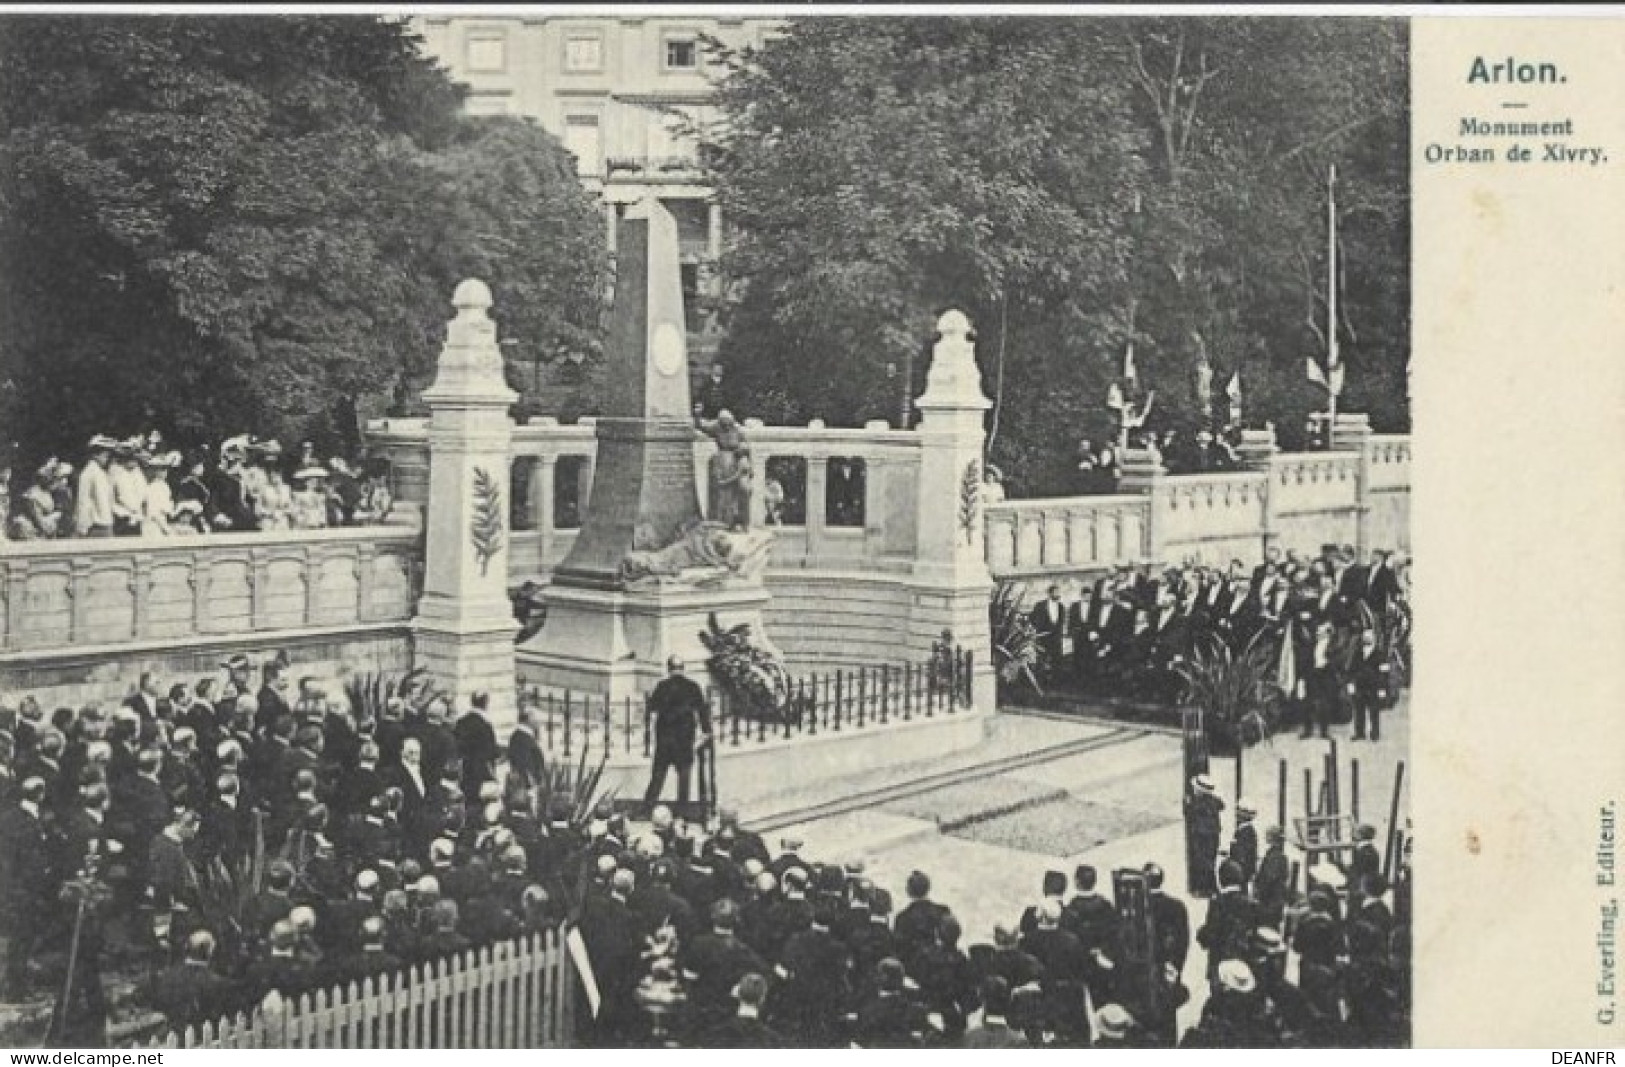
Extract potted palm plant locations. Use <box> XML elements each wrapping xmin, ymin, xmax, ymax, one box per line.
<box><xmin>1171</xmin><ymin>630</ymin><xmax>1284</xmax><ymax>757</ymax></box>
<box><xmin>990</xmin><ymin>582</ymin><xmax>1044</xmax><ymax>699</ymax></box>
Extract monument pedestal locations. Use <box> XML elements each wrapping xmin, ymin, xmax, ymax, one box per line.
<box><xmin>517</xmin><ymin>580</ymin><xmax>776</xmax><ymax>703</ymax></box>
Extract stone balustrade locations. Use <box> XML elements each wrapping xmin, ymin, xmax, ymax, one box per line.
<box><xmin>1366</xmin><ymin>434</ymin><xmax>1413</xmax><ymax>491</ymax></box>
<box><xmin>983</xmin><ymin>495</ymin><xmax>1151</xmax><ymax>578</ymax></box>
<box><xmin>0</xmin><ymin>527</ymin><xmax>419</xmax><ymax>692</ymax></box>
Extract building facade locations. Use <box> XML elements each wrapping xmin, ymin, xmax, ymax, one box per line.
<box><xmin>411</xmin><ymin>15</ymin><xmax>779</xmax><ymax>362</ymax></box>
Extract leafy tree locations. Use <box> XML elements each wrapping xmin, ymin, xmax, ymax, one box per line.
<box><xmin>0</xmin><ymin>16</ymin><xmax>606</xmax><ymax>461</ymax></box>
<box><xmin>703</xmin><ymin>17</ymin><xmax>1409</xmax><ymax>495</ymax></box>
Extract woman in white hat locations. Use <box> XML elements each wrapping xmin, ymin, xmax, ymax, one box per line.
<box><xmin>142</xmin><ymin>450</ymin><xmax>181</xmax><ymax>536</ymax></box>
<box><xmin>290</xmin><ymin>466</ymin><xmax>330</xmax><ymax>530</ymax></box>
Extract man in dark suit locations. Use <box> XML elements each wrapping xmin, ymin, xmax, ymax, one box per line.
<box><xmin>0</xmin><ymin>779</ymin><xmax>53</xmax><ymax>997</ymax></box>
<box><xmin>1184</xmin><ymin>774</ymin><xmax>1225</xmax><ymax>898</ymax></box>
<box><xmin>1143</xmin><ymin>862</ymin><xmax>1190</xmax><ymax>1047</ymax></box>
<box><xmin>111</xmin><ymin>748</ymin><xmax>173</xmax><ymax>890</ymax></box>
<box><xmin>124</xmin><ymin>671</ymin><xmax>164</xmax><ymax>723</ymax></box>
<box><xmin>1363</xmin><ymin>549</ymin><xmax>1401</xmax><ymax>612</ymax></box>
<box><xmin>701</xmin><ymin>972</ymin><xmax>786</xmax><ymax>1047</ymax></box>
<box><xmin>505</xmin><ymin>709</ymin><xmax>545</xmax><ymax>797</ymax></box>
<box><xmin>912</xmin><ymin>914</ymin><xmax>979</xmax><ymax>1040</ymax></box>
<box><xmin>893</xmin><ymin>870</ymin><xmax>951</xmax><ymax>968</ymax></box>
<box><xmin>1062</xmin><ymin>864</ymin><xmax>1121</xmax><ymax>1014</ymax></box>
<box><xmin>325</xmin><ymin>917</ymin><xmax>402</xmax><ymax>989</ymax></box>
<box><xmin>1301</xmin><ymin>620</ymin><xmax>1340</xmax><ymax>739</ymax></box>
<box><xmin>642</xmin><ymin>657</ymin><xmax>713</xmax><ymax>812</ymax></box>
<box><xmin>1067</xmin><ymin>590</ymin><xmax>1096</xmax><ymax>684</ymax></box>
<box><xmin>1347</xmin><ymin>627</ymin><xmax>1393</xmax><ymax>741</ymax></box>
<box><xmin>1229</xmin><ymin>803</ymin><xmax>1261</xmax><ymax>890</ymax></box>
<box><xmin>1029</xmin><ymin>585</ymin><xmax>1068</xmax><ymax>682</ymax></box>
<box><xmin>139</xmin><ymin>931</ymin><xmax>239</xmax><ymax>1030</ymax></box>
<box><xmin>773</xmin><ymin>900</ymin><xmax>853</xmax><ymax>1045</ymax></box>
<box><xmin>1019</xmin><ymin>899</ymin><xmax>1090</xmax><ymax>1045</ymax></box>
<box><xmin>198</xmin><ymin>773</ymin><xmax>247</xmax><ymax>868</ymax></box>
<box><xmin>1196</xmin><ymin>861</ymin><xmax>1257</xmax><ymax>990</ymax></box>
<box><xmin>1254</xmin><ymin>826</ymin><xmax>1291</xmax><ymax>928</ymax></box>
<box><xmin>682</xmin><ymin>900</ymin><xmax>768</xmax><ymax>1034</ymax></box>
<box><xmin>245</xmin><ymin>920</ymin><xmax>313</xmax><ymax>1002</ymax></box>
<box><xmin>384</xmin><ymin>738</ymin><xmax>431</xmax><ymax>858</ymax></box>
<box><xmin>255</xmin><ymin>663</ymin><xmax>292</xmax><ymax>737</ymax></box>
<box><xmin>580</xmin><ymin>869</ymin><xmax>642</xmax><ymax>1043</ymax></box>
<box><xmin>454</xmin><ymin>692</ymin><xmax>500</xmax><ymax>804</ymax></box>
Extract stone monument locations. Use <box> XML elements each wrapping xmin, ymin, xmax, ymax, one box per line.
<box><xmin>412</xmin><ymin>279</ymin><xmax>519</xmax><ymax>726</ymax></box>
<box><xmin>517</xmin><ymin>198</ymin><xmax>777</xmax><ymax>701</ymax></box>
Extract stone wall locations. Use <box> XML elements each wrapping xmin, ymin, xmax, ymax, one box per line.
<box><xmin>0</xmin><ymin>527</ymin><xmax>419</xmax><ymax>707</ymax></box>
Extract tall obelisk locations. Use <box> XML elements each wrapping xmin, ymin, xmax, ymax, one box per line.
<box><xmin>550</xmin><ymin>197</ymin><xmax>704</xmax><ymax>585</ymax></box>
<box><xmin>517</xmin><ymin>197</ymin><xmax>776</xmax><ymax>701</ymax></box>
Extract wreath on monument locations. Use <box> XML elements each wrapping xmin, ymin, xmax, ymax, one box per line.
<box><xmin>698</xmin><ymin>612</ymin><xmax>800</xmax><ymax>725</ymax></box>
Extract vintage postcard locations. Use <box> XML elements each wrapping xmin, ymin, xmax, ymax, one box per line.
<box><xmin>0</xmin><ymin>4</ymin><xmax>1618</xmax><ymax>1053</ymax></box>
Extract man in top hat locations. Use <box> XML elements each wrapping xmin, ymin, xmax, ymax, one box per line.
<box><xmin>642</xmin><ymin>656</ymin><xmax>713</xmax><ymax>814</ymax></box>
<box><xmin>1184</xmin><ymin>774</ymin><xmax>1225</xmax><ymax>897</ymax></box>
<box><xmin>74</xmin><ymin>435</ymin><xmax>118</xmax><ymax>536</ymax></box>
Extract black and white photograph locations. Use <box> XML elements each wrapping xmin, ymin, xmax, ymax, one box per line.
<box><xmin>0</xmin><ymin>5</ymin><xmax>1614</xmax><ymax>1052</ymax></box>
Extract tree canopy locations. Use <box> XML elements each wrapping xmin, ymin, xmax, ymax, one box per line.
<box><xmin>0</xmin><ymin>16</ymin><xmax>607</xmax><ymax>461</ymax></box>
<box><xmin>703</xmin><ymin>18</ymin><xmax>1409</xmax><ymax>495</ymax></box>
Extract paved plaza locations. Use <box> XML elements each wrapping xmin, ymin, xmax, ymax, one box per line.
<box><xmin>763</xmin><ymin>699</ymin><xmax>1410</xmax><ymax>1031</ymax></box>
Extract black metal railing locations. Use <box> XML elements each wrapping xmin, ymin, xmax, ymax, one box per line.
<box><xmin>519</xmin><ymin>647</ymin><xmax>975</xmax><ymax>762</ymax></box>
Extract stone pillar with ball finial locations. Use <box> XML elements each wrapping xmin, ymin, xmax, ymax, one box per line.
<box><xmin>909</xmin><ymin>309</ymin><xmax>996</xmax><ymax>711</ymax></box>
<box><xmin>411</xmin><ymin>279</ymin><xmax>520</xmax><ymax>728</ymax></box>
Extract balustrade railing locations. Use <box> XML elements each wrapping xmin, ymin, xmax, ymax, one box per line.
<box><xmin>0</xmin><ymin>526</ymin><xmax>420</xmax><ymax>656</ymax></box>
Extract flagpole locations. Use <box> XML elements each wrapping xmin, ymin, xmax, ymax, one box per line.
<box><xmin>1326</xmin><ymin>164</ymin><xmax>1339</xmax><ymax>433</ymax></box>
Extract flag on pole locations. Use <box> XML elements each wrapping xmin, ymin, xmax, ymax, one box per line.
<box><xmin>566</xmin><ymin>925</ymin><xmax>602</xmax><ymax>1019</ymax></box>
<box><xmin>1106</xmin><ymin>382</ymin><xmax>1125</xmax><ymax>411</ymax></box>
<box><xmin>1307</xmin><ymin>357</ymin><xmax>1327</xmax><ymax>388</ymax></box>
<box><xmin>1226</xmin><ymin>373</ymin><xmax>1242</xmax><ymax>401</ymax></box>
<box><xmin>1328</xmin><ymin>364</ymin><xmax>1345</xmax><ymax>398</ymax></box>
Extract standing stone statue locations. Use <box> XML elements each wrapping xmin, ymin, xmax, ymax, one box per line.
<box><xmin>699</xmin><ymin>410</ymin><xmax>752</xmax><ymax>530</ymax></box>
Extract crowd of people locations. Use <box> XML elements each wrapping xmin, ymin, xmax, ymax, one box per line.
<box><xmin>0</xmin><ymin>433</ymin><xmax>393</xmax><ymax>542</ymax></box>
<box><xmin>582</xmin><ymin>827</ymin><xmax>1409</xmax><ymax>1048</ymax></box>
<box><xmin>1027</xmin><ymin>543</ymin><xmax>1410</xmax><ymax>739</ymax></box>
<box><xmin>0</xmin><ymin>645</ymin><xmax>1410</xmax><ymax>1049</ymax></box>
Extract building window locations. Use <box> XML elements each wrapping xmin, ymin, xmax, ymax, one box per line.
<box><xmin>466</xmin><ymin>31</ymin><xmax>508</xmax><ymax>73</ymax></box>
<box><xmin>663</xmin><ymin>35</ymin><xmax>698</xmax><ymax>71</ymax></box>
<box><xmin>464</xmin><ymin>93</ymin><xmax>513</xmax><ymax>117</ymax></box>
<box><xmin>563</xmin><ymin>114</ymin><xmax>602</xmax><ymax>176</ymax></box>
<box><xmin>563</xmin><ymin>31</ymin><xmax>603</xmax><ymax>73</ymax></box>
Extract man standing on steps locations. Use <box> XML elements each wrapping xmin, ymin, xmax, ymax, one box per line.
<box><xmin>644</xmin><ymin>656</ymin><xmax>713</xmax><ymax>815</ymax></box>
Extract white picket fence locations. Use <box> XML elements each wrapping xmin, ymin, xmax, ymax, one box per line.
<box><xmin>129</xmin><ymin>927</ymin><xmax>576</xmax><ymax>1049</ymax></box>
